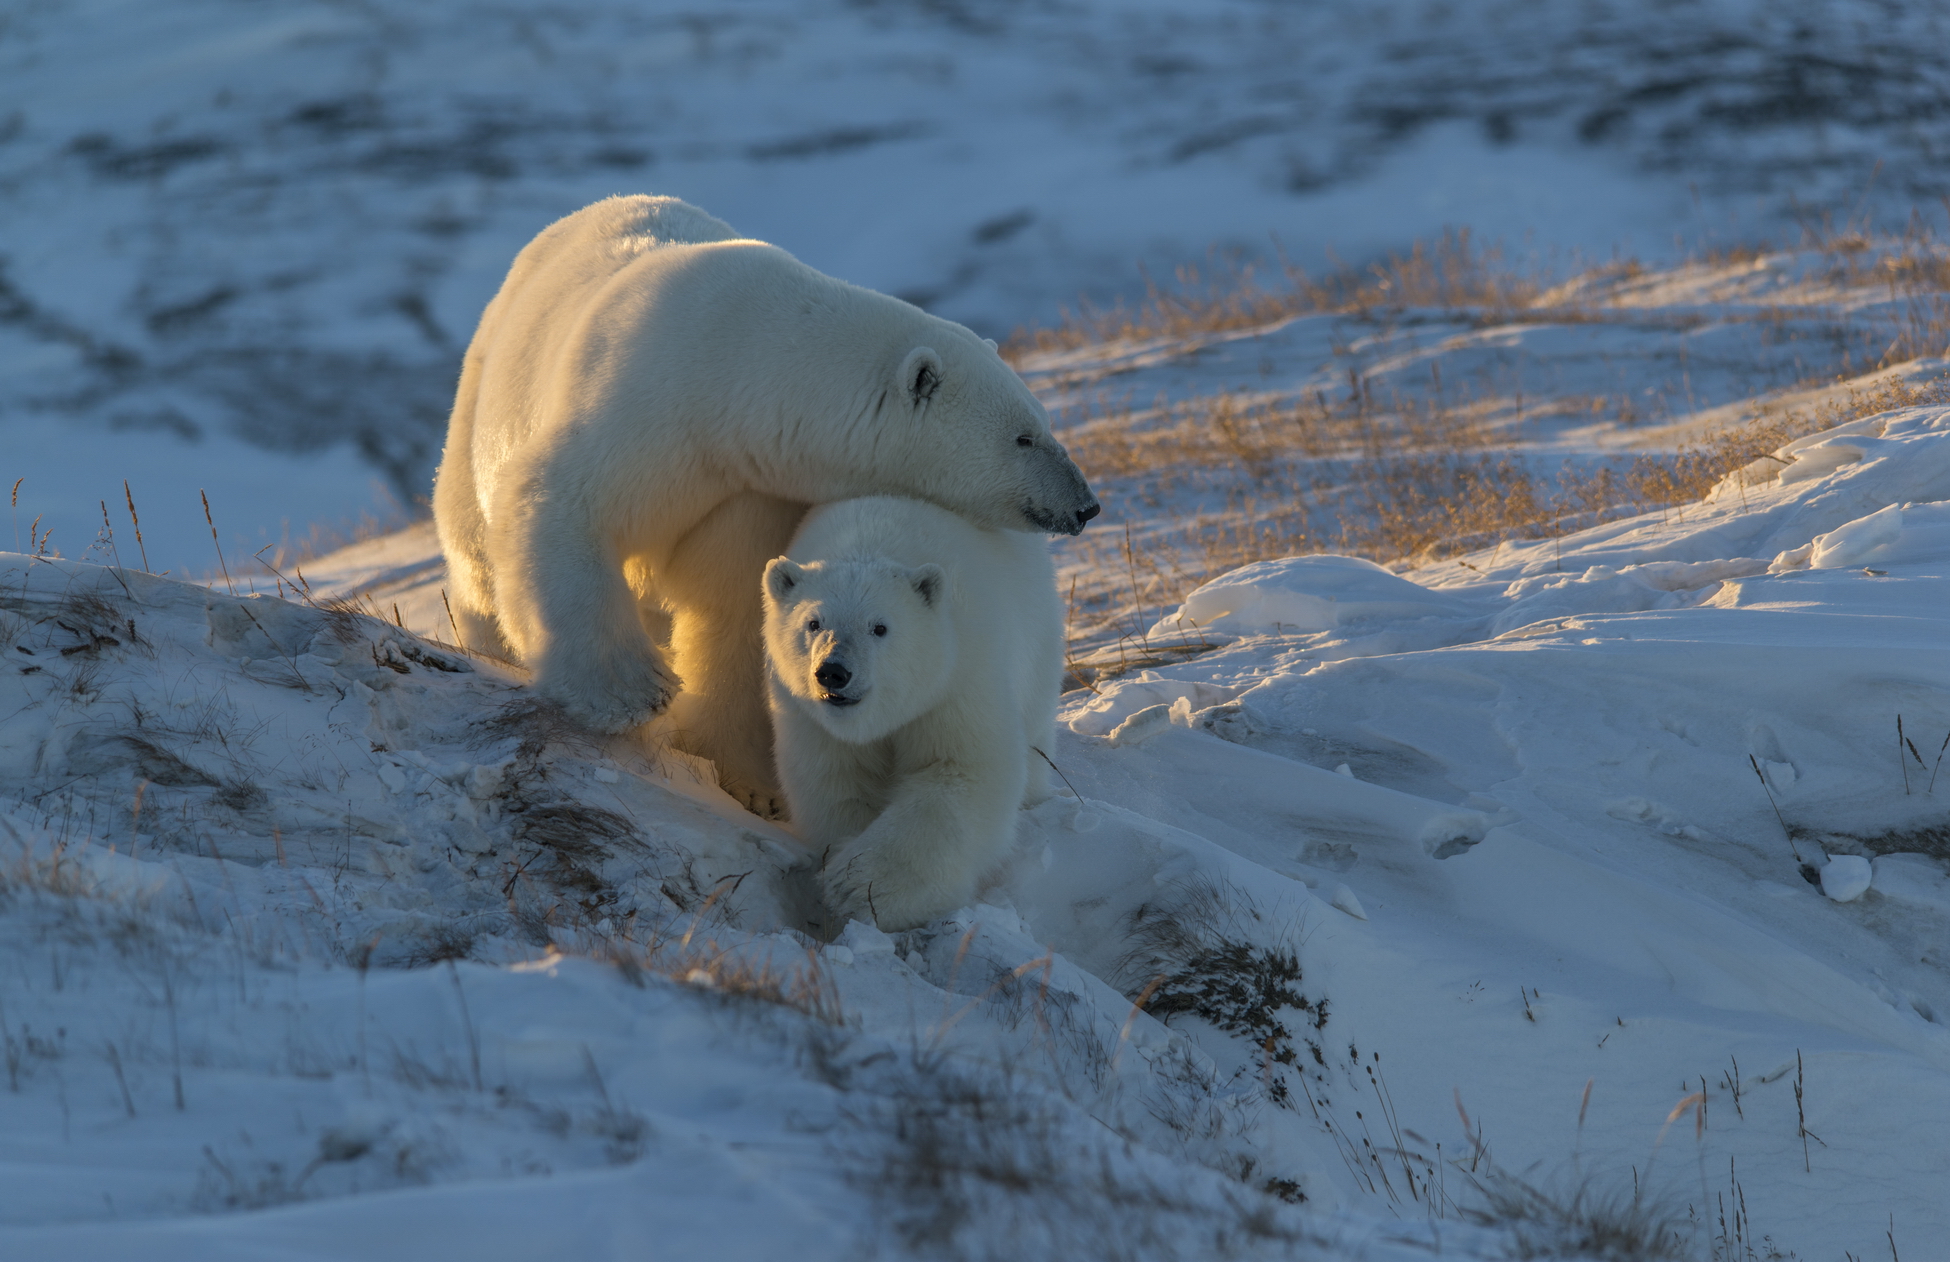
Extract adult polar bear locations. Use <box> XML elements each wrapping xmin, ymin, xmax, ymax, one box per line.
<box><xmin>433</xmin><ymin>195</ymin><xmax>1098</xmax><ymax>813</ymax></box>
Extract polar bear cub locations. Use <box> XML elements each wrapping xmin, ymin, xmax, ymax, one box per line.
<box><xmin>763</xmin><ymin>497</ymin><xmax>1063</xmax><ymax>931</ymax></box>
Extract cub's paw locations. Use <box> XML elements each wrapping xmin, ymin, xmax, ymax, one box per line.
<box><xmin>723</xmin><ymin>778</ymin><xmax>788</xmax><ymax>822</ymax></box>
<box><xmin>822</xmin><ymin>842</ymin><xmax>938</xmax><ymax>933</ymax></box>
<box><xmin>539</xmin><ymin>651</ymin><xmax>680</xmax><ymax>734</ymax></box>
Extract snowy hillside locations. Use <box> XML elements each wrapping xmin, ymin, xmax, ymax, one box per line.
<box><xmin>8</xmin><ymin>0</ymin><xmax>1950</xmax><ymax>572</ymax></box>
<box><xmin>6</xmin><ymin>292</ymin><xmax>1950</xmax><ymax>1256</ymax></box>
<box><xmin>8</xmin><ymin>2</ymin><xmax>1950</xmax><ymax>1255</ymax></box>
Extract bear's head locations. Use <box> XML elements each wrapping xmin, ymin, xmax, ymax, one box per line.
<box><xmin>885</xmin><ymin>331</ymin><xmax>1101</xmax><ymax>537</ymax></box>
<box><xmin>763</xmin><ymin>555</ymin><xmax>955</xmax><ymax>744</ymax></box>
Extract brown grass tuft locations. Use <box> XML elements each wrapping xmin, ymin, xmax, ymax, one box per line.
<box><xmin>1012</xmin><ymin>221</ymin><xmax>1950</xmax><ymax>370</ymax></box>
<box><xmin>1005</xmin><ymin>230</ymin><xmax>1553</xmax><ymax>360</ymax></box>
<box><xmin>0</xmin><ymin>835</ymin><xmax>101</xmax><ymax>901</ymax></box>
<box><xmin>569</xmin><ymin>920</ymin><xmax>844</xmax><ymax>1025</ymax></box>
<box><xmin>1059</xmin><ymin>368</ymin><xmax>1950</xmax><ymax>664</ymax></box>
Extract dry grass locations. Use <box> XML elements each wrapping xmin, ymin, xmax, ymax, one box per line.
<box><xmin>1012</xmin><ymin>221</ymin><xmax>1950</xmax><ymax>367</ymax></box>
<box><xmin>840</xmin><ymin>1054</ymin><xmax>1314</xmax><ymax>1262</ymax></box>
<box><xmin>0</xmin><ymin>833</ymin><xmax>102</xmax><ymax>902</ymax></box>
<box><xmin>567</xmin><ymin>916</ymin><xmax>844</xmax><ymax>1025</ymax></box>
<box><xmin>1067</xmin><ymin>371</ymin><xmax>1950</xmax><ymax>641</ymax></box>
<box><xmin>1042</xmin><ymin>224</ymin><xmax>1950</xmax><ymax>663</ymax></box>
<box><xmin>1005</xmin><ymin>230</ymin><xmax>1558</xmax><ymax>359</ymax></box>
<box><xmin>1466</xmin><ymin>1168</ymin><xmax>1692</xmax><ymax>1262</ymax></box>
<box><xmin>244</xmin><ymin>490</ymin><xmax>419</xmax><ymax>578</ymax></box>
<box><xmin>1063</xmin><ymin>385</ymin><xmax>1504</xmax><ymax>484</ymax></box>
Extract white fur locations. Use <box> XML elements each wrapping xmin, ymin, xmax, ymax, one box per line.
<box><xmin>763</xmin><ymin>497</ymin><xmax>1063</xmax><ymax>932</ymax></box>
<box><xmin>433</xmin><ymin>195</ymin><xmax>1096</xmax><ymax>815</ymax></box>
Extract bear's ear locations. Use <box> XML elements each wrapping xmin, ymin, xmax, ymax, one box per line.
<box><xmin>910</xmin><ymin>563</ymin><xmax>946</xmax><ymax>608</ymax></box>
<box><xmin>982</xmin><ymin>337</ymin><xmax>998</xmax><ymax>353</ymax></box>
<box><xmin>764</xmin><ymin>557</ymin><xmax>804</xmax><ymax>602</ymax></box>
<box><xmin>899</xmin><ymin>346</ymin><xmax>943</xmax><ymax>407</ymax></box>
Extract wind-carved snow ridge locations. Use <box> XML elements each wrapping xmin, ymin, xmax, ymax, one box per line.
<box><xmin>1034</xmin><ymin>402</ymin><xmax>1950</xmax><ymax>1255</ymax></box>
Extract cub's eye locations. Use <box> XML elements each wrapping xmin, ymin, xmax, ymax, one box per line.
<box><xmin>806</xmin><ymin>619</ymin><xmax>820</xmax><ymax>633</ymax></box>
<box><xmin>1015</xmin><ymin>434</ymin><xmax>1034</xmax><ymax>447</ymax></box>
<box><xmin>872</xmin><ymin>624</ymin><xmax>887</xmax><ymax>637</ymax></box>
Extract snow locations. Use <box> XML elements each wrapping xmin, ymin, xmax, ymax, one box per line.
<box><xmin>8</xmin><ymin>2</ymin><xmax>1950</xmax><ymax>1256</ymax></box>
<box><xmin>1806</xmin><ymin>501</ymin><xmax>1950</xmax><ymax>570</ymax></box>
<box><xmin>1819</xmin><ymin>855</ymin><xmax>1873</xmax><ymax>903</ymax></box>
<box><xmin>1149</xmin><ymin>555</ymin><xmax>1473</xmax><ymax>640</ymax></box>
<box><xmin>6</xmin><ymin>382</ymin><xmax>1950</xmax><ymax>1254</ymax></box>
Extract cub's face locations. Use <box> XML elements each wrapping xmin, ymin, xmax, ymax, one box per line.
<box><xmin>763</xmin><ymin>557</ymin><xmax>955</xmax><ymax>744</ymax></box>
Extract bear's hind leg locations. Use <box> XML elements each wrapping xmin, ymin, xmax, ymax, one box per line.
<box><xmin>431</xmin><ymin>380</ymin><xmax>515</xmax><ymax>664</ymax></box>
<box><xmin>659</xmin><ymin>493</ymin><xmax>808</xmax><ymax>818</ymax></box>
<box><xmin>436</xmin><ymin>523</ymin><xmax>515</xmax><ymax>662</ymax></box>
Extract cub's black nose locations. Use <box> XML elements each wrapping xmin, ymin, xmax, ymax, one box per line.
<box><xmin>815</xmin><ymin>660</ymin><xmax>851</xmax><ymax>690</ymax></box>
<box><xmin>1076</xmin><ymin>503</ymin><xmax>1101</xmax><ymax>526</ymax></box>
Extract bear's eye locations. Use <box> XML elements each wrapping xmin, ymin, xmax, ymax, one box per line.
<box><xmin>806</xmin><ymin>619</ymin><xmax>820</xmax><ymax>633</ymax></box>
<box><xmin>1015</xmin><ymin>434</ymin><xmax>1034</xmax><ymax>448</ymax></box>
<box><xmin>872</xmin><ymin>623</ymin><xmax>887</xmax><ymax>637</ymax></box>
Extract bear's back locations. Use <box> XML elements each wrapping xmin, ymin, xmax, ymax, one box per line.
<box><xmin>466</xmin><ymin>194</ymin><xmax>915</xmax><ymax>470</ymax></box>
<box><xmin>505</xmin><ymin>195</ymin><xmax>743</xmax><ymax>293</ymax></box>
<box><xmin>478</xmin><ymin>195</ymin><xmax>748</xmax><ymax>372</ymax></box>
<box><xmin>463</xmin><ymin>197</ymin><xmax>784</xmax><ymax>484</ymax></box>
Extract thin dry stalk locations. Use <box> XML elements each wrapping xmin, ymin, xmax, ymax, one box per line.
<box><xmin>1792</xmin><ymin>1051</ymin><xmax>1826</xmax><ymax>1173</ymax></box>
<box><xmin>122</xmin><ymin>482</ymin><xmax>150</xmax><ymax>572</ymax></box>
<box><xmin>445</xmin><ymin>959</ymin><xmax>484</xmax><ymax>1093</ymax></box>
<box><xmin>201</xmin><ymin>490</ymin><xmax>234</xmax><ymax>595</ymax></box>
<box><xmin>104</xmin><ymin>1043</ymin><xmax>136</xmax><ymax>1118</ymax></box>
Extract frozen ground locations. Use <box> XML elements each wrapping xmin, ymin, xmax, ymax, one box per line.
<box><xmin>8</xmin><ymin>0</ymin><xmax>1950</xmax><ymax>570</ymax></box>
<box><xmin>5</xmin><ymin>294</ymin><xmax>1950</xmax><ymax>1257</ymax></box>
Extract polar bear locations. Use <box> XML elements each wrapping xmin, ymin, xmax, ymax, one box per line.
<box><xmin>433</xmin><ymin>195</ymin><xmax>1098</xmax><ymax>815</ymax></box>
<box><xmin>762</xmin><ymin>496</ymin><xmax>1063</xmax><ymax>932</ymax></box>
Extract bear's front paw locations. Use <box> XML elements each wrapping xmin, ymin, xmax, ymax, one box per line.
<box><xmin>537</xmin><ymin>650</ymin><xmax>680</xmax><ymax>734</ymax></box>
<box><xmin>822</xmin><ymin>840</ymin><xmax>950</xmax><ymax>933</ymax></box>
<box><xmin>723</xmin><ymin>779</ymin><xmax>788</xmax><ymax>822</ymax></box>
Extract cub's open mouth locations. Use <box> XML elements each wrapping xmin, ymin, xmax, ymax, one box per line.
<box><xmin>821</xmin><ymin>693</ymin><xmax>859</xmax><ymax>707</ymax></box>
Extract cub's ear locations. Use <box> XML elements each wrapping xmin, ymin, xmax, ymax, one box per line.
<box><xmin>763</xmin><ymin>557</ymin><xmax>804</xmax><ymax>602</ymax></box>
<box><xmin>982</xmin><ymin>337</ymin><xmax>998</xmax><ymax>353</ymax></box>
<box><xmin>899</xmin><ymin>346</ymin><xmax>943</xmax><ymax>407</ymax></box>
<box><xmin>910</xmin><ymin>563</ymin><xmax>946</xmax><ymax>608</ymax></box>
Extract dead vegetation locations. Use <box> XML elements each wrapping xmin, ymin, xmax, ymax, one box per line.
<box><xmin>240</xmin><ymin>489</ymin><xmax>418</xmax><ymax>581</ymax></box>
<box><xmin>0</xmin><ymin>831</ymin><xmax>104</xmax><ymax>902</ymax></box>
<box><xmin>838</xmin><ymin>1054</ymin><xmax>1317</xmax><ymax>1262</ymax></box>
<box><xmin>1032</xmin><ymin>225</ymin><xmax>1950</xmax><ymax>659</ymax></box>
<box><xmin>1009</xmin><ymin>223</ymin><xmax>1950</xmax><ymax>363</ymax></box>
<box><xmin>1005</xmin><ymin>230</ymin><xmax>1558</xmax><ymax>359</ymax></box>
<box><xmin>565</xmin><ymin>914</ymin><xmax>844</xmax><ymax>1026</ymax></box>
<box><xmin>1466</xmin><ymin>1167</ymin><xmax>1693</xmax><ymax>1262</ymax></box>
<box><xmin>1121</xmin><ymin>880</ymin><xmax>1328</xmax><ymax>1115</ymax></box>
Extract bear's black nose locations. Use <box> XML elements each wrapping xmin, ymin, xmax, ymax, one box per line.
<box><xmin>1076</xmin><ymin>503</ymin><xmax>1101</xmax><ymax>526</ymax></box>
<box><xmin>815</xmin><ymin>660</ymin><xmax>851</xmax><ymax>690</ymax></box>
